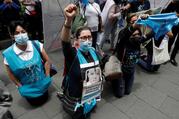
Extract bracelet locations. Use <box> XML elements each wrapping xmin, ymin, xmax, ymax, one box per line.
<box><xmin>64</xmin><ymin>24</ymin><xmax>71</xmax><ymax>29</ymax></box>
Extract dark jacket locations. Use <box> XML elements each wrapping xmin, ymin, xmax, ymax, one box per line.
<box><xmin>128</xmin><ymin>0</ymin><xmax>150</xmax><ymax>13</ymax></box>
<box><xmin>115</xmin><ymin>26</ymin><xmax>152</xmax><ymax>61</ymax></box>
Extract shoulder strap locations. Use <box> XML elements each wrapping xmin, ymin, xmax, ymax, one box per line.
<box><xmin>32</xmin><ymin>41</ymin><xmax>43</xmax><ymax>59</ymax></box>
<box><xmin>90</xmin><ymin>3</ymin><xmax>100</xmax><ymax>15</ymax></box>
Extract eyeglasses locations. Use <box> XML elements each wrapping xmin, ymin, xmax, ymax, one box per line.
<box><xmin>79</xmin><ymin>35</ymin><xmax>92</xmax><ymax>42</ymax></box>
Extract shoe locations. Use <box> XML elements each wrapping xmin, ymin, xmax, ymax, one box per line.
<box><xmin>170</xmin><ymin>59</ymin><xmax>178</xmax><ymax>66</ymax></box>
<box><xmin>56</xmin><ymin>91</ymin><xmax>64</xmax><ymax>100</ymax></box>
<box><xmin>2</xmin><ymin>111</ymin><xmax>13</xmax><ymax>119</ymax></box>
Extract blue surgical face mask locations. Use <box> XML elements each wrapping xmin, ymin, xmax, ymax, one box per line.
<box><xmin>14</xmin><ymin>33</ymin><xmax>29</xmax><ymax>45</ymax></box>
<box><xmin>79</xmin><ymin>40</ymin><xmax>92</xmax><ymax>52</ymax></box>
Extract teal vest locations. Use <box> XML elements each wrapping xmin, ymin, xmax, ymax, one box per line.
<box><xmin>3</xmin><ymin>41</ymin><xmax>51</xmax><ymax>98</ymax></box>
<box><xmin>76</xmin><ymin>48</ymin><xmax>101</xmax><ymax>114</ymax></box>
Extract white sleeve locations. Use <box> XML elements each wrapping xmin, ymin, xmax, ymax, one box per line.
<box><xmin>39</xmin><ymin>42</ymin><xmax>43</xmax><ymax>52</ymax></box>
<box><xmin>34</xmin><ymin>40</ymin><xmax>43</xmax><ymax>52</ymax></box>
<box><xmin>4</xmin><ymin>58</ymin><xmax>9</xmax><ymax>65</ymax></box>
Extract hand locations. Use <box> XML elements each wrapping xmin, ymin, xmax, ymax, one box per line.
<box><xmin>16</xmin><ymin>83</ymin><xmax>22</xmax><ymax>87</ymax></box>
<box><xmin>64</xmin><ymin>4</ymin><xmax>77</xmax><ymax>23</ymax></box>
<box><xmin>139</xmin><ymin>14</ymin><xmax>149</xmax><ymax>20</ymax></box>
<box><xmin>120</xmin><ymin>7</ymin><xmax>127</xmax><ymax>12</ymax></box>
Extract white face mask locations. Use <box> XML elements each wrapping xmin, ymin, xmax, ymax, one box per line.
<box><xmin>14</xmin><ymin>33</ymin><xmax>29</xmax><ymax>45</ymax></box>
<box><xmin>79</xmin><ymin>40</ymin><xmax>92</xmax><ymax>52</ymax></box>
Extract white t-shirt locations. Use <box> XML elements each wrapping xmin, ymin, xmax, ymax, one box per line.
<box><xmin>85</xmin><ymin>3</ymin><xmax>101</xmax><ymax>32</ymax></box>
<box><xmin>4</xmin><ymin>41</ymin><xmax>43</xmax><ymax>65</ymax></box>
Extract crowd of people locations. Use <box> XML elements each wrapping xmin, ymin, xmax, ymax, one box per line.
<box><xmin>1</xmin><ymin>0</ymin><xmax>179</xmax><ymax>119</ymax></box>
<box><xmin>0</xmin><ymin>0</ymin><xmax>43</xmax><ymax>42</ymax></box>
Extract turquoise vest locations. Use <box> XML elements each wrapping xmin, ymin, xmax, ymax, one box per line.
<box><xmin>76</xmin><ymin>48</ymin><xmax>100</xmax><ymax>114</ymax></box>
<box><xmin>3</xmin><ymin>41</ymin><xmax>51</xmax><ymax>98</ymax></box>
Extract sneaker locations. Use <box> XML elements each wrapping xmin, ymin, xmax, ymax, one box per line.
<box><xmin>2</xmin><ymin>111</ymin><xmax>13</xmax><ymax>119</ymax></box>
<box><xmin>170</xmin><ymin>59</ymin><xmax>178</xmax><ymax>66</ymax></box>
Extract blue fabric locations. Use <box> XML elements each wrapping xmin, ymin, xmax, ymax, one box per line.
<box><xmin>3</xmin><ymin>41</ymin><xmax>51</xmax><ymax>98</ymax></box>
<box><xmin>77</xmin><ymin>47</ymin><xmax>98</xmax><ymax>64</ymax></box>
<box><xmin>136</xmin><ymin>13</ymin><xmax>179</xmax><ymax>40</ymax></box>
<box><xmin>18</xmin><ymin>76</ymin><xmax>51</xmax><ymax>98</ymax></box>
<box><xmin>83</xmin><ymin>99</ymin><xmax>96</xmax><ymax>114</ymax></box>
<box><xmin>81</xmin><ymin>0</ymin><xmax>89</xmax><ymax>6</ymax></box>
<box><xmin>0</xmin><ymin>2</ymin><xmax>20</xmax><ymax>11</ymax></box>
<box><xmin>0</xmin><ymin>3</ymin><xmax>7</xmax><ymax>11</ymax></box>
<box><xmin>76</xmin><ymin>48</ymin><xmax>98</xmax><ymax>114</ymax></box>
<box><xmin>11</xmin><ymin>2</ymin><xmax>20</xmax><ymax>10</ymax></box>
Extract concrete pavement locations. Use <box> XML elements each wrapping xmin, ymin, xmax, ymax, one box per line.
<box><xmin>1</xmin><ymin>0</ymin><xmax>178</xmax><ymax>118</ymax></box>
<box><xmin>0</xmin><ymin>46</ymin><xmax>179</xmax><ymax>119</ymax></box>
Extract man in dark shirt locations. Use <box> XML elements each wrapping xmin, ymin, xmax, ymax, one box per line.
<box><xmin>122</xmin><ymin>0</ymin><xmax>150</xmax><ymax>13</ymax></box>
<box><xmin>162</xmin><ymin>0</ymin><xmax>179</xmax><ymax>66</ymax></box>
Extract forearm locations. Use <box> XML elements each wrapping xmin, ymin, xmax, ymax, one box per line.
<box><xmin>140</xmin><ymin>31</ymin><xmax>154</xmax><ymax>43</ymax></box>
<box><xmin>5</xmin><ymin>65</ymin><xmax>22</xmax><ymax>87</ymax></box>
<box><xmin>166</xmin><ymin>31</ymin><xmax>173</xmax><ymax>38</ymax></box>
<box><xmin>11</xmin><ymin>78</ymin><xmax>21</xmax><ymax>87</ymax></box>
<box><xmin>60</xmin><ymin>20</ymin><xmax>72</xmax><ymax>42</ymax></box>
<box><xmin>112</xmin><ymin>12</ymin><xmax>121</xmax><ymax>18</ymax></box>
<box><xmin>123</xmin><ymin>3</ymin><xmax>131</xmax><ymax>10</ymax></box>
<box><xmin>44</xmin><ymin>61</ymin><xmax>50</xmax><ymax>76</ymax></box>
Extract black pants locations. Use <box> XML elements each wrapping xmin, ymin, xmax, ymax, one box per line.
<box><xmin>169</xmin><ymin>25</ymin><xmax>179</xmax><ymax>60</ymax></box>
<box><xmin>111</xmin><ymin>78</ymin><xmax>125</xmax><ymax>98</ymax></box>
<box><xmin>72</xmin><ymin>107</ymin><xmax>90</xmax><ymax>119</ymax></box>
<box><xmin>171</xmin><ymin>38</ymin><xmax>179</xmax><ymax>60</ymax></box>
<box><xmin>91</xmin><ymin>31</ymin><xmax>98</xmax><ymax>49</ymax></box>
<box><xmin>25</xmin><ymin>91</ymin><xmax>48</xmax><ymax>106</ymax></box>
<box><xmin>122</xmin><ymin>64</ymin><xmax>136</xmax><ymax>95</ymax></box>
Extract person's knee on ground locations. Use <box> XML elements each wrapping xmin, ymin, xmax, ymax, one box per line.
<box><xmin>25</xmin><ymin>90</ymin><xmax>49</xmax><ymax>106</ymax></box>
<box><xmin>111</xmin><ymin>78</ymin><xmax>125</xmax><ymax>98</ymax></box>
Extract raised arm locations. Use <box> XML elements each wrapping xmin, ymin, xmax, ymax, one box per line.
<box><xmin>60</xmin><ymin>4</ymin><xmax>77</xmax><ymax>43</ymax></box>
<box><xmin>108</xmin><ymin>5</ymin><xmax>121</xmax><ymax>20</ymax></box>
